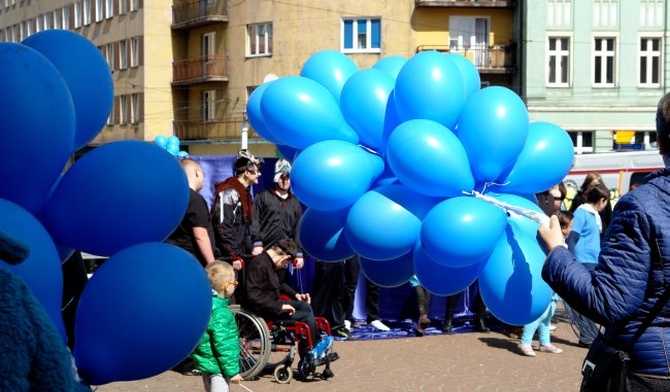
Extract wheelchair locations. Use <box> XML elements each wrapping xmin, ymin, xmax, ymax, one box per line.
<box><xmin>230</xmin><ymin>304</ymin><xmax>338</xmax><ymax>384</ymax></box>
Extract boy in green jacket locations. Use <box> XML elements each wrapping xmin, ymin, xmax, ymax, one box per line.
<box><xmin>193</xmin><ymin>261</ymin><xmax>243</xmax><ymax>391</ymax></box>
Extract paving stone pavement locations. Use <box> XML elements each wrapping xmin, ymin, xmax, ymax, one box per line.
<box><xmin>93</xmin><ymin>319</ymin><xmax>586</xmax><ymax>392</ymax></box>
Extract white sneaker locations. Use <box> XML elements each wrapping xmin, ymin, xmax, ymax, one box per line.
<box><xmin>370</xmin><ymin>319</ymin><xmax>390</xmax><ymax>331</ymax></box>
<box><xmin>344</xmin><ymin>320</ymin><xmax>352</xmax><ymax>331</ymax></box>
<box><xmin>549</xmin><ymin>324</ymin><xmax>557</xmax><ymax>332</ymax></box>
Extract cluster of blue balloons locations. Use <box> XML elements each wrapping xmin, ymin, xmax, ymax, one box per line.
<box><xmin>154</xmin><ymin>134</ymin><xmax>189</xmax><ymax>158</ymax></box>
<box><xmin>247</xmin><ymin>50</ymin><xmax>575</xmax><ymax>325</ymax></box>
<box><xmin>0</xmin><ymin>31</ymin><xmax>211</xmax><ymax>385</ymax></box>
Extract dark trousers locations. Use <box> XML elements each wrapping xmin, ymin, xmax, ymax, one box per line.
<box><xmin>277</xmin><ymin>300</ymin><xmax>320</xmax><ymax>353</ymax></box>
<box><xmin>445</xmin><ymin>281</ymin><xmax>486</xmax><ymax>321</ymax></box>
<box><xmin>414</xmin><ymin>285</ymin><xmax>431</xmax><ymax>317</ymax></box>
<box><xmin>311</xmin><ymin>261</ymin><xmax>346</xmax><ymax>330</ymax></box>
<box><xmin>343</xmin><ymin>255</ymin><xmax>381</xmax><ymax>322</ymax></box>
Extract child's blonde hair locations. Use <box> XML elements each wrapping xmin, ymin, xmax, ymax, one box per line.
<box><xmin>205</xmin><ymin>261</ymin><xmax>235</xmax><ymax>295</ymax></box>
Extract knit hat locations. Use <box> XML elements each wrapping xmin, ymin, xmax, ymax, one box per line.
<box><xmin>273</xmin><ymin>159</ymin><xmax>292</xmax><ymax>183</ymax></box>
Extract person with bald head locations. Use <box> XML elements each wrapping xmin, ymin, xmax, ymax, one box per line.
<box><xmin>166</xmin><ymin>158</ymin><xmax>217</xmax><ymax>267</ymax></box>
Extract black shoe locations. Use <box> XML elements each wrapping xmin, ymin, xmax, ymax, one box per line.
<box><xmin>474</xmin><ymin>318</ymin><xmax>490</xmax><ymax>333</ymax></box>
<box><xmin>442</xmin><ymin>319</ymin><xmax>453</xmax><ymax>334</ymax></box>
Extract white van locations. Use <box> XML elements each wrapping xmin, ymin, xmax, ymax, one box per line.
<box><xmin>563</xmin><ymin>150</ymin><xmax>664</xmax><ymax>205</ymax></box>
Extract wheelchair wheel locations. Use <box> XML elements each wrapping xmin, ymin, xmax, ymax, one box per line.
<box><xmin>230</xmin><ymin>305</ymin><xmax>271</xmax><ymax>379</ymax></box>
<box><xmin>273</xmin><ymin>364</ymin><xmax>293</xmax><ymax>384</ymax></box>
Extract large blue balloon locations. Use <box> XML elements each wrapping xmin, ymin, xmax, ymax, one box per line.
<box><xmin>298</xmin><ymin>208</ymin><xmax>355</xmax><ymax>262</ymax></box>
<box><xmin>455</xmin><ymin>86</ymin><xmax>530</xmax><ymax>183</ymax></box>
<box><xmin>478</xmin><ymin>222</ymin><xmax>553</xmax><ymax>326</ymax></box>
<box><xmin>291</xmin><ymin>140</ymin><xmax>385</xmax><ymax>211</ymax></box>
<box><xmin>495</xmin><ymin>122</ymin><xmax>575</xmax><ymax>194</ymax></box>
<box><xmin>0</xmin><ymin>43</ymin><xmax>75</xmax><ymax>216</ymax></box>
<box><xmin>73</xmin><ymin>242</ymin><xmax>211</xmax><ymax>385</ymax></box>
<box><xmin>386</xmin><ymin>119</ymin><xmax>474</xmax><ymax>197</ymax></box>
<box><xmin>23</xmin><ymin>30</ymin><xmax>113</xmax><ymax>151</ymax></box>
<box><xmin>300</xmin><ymin>50</ymin><xmax>359</xmax><ymax>104</ymax></box>
<box><xmin>0</xmin><ymin>198</ymin><xmax>66</xmax><ymax>343</ymax></box>
<box><xmin>344</xmin><ymin>184</ymin><xmax>441</xmax><ymax>261</ymax></box>
<box><xmin>413</xmin><ymin>240</ymin><xmax>480</xmax><ymax>296</ymax></box>
<box><xmin>443</xmin><ymin>53</ymin><xmax>481</xmax><ymax>100</ymax></box>
<box><xmin>245</xmin><ymin>82</ymin><xmax>283</xmax><ymax>145</ymax></box>
<box><xmin>372</xmin><ymin>55</ymin><xmax>406</xmax><ymax>79</ymax></box>
<box><xmin>340</xmin><ymin>69</ymin><xmax>400</xmax><ymax>153</ymax></box>
<box><xmin>394</xmin><ymin>51</ymin><xmax>466</xmax><ymax>129</ymax></box>
<box><xmin>359</xmin><ymin>252</ymin><xmax>415</xmax><ymax>288</ymax></box>
<box><xmin>42</xmin><ymin>141</ymin><xmax>189</xmax><ymax>256</ymax></box>
<box><xmin>260</xmin><ymin>76</ymin><xmax>360</xmax><ymax>150</ymax></box>
<box><xmin>421</xmin><ymin>196</ymin><xmax>507</xmax><ymax>268</ymax></box>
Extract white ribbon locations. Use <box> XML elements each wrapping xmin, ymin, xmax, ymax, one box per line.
<box><xmin>470</xmin><ymin>191</ymin><xmax>550</xmax><ymax>226</ymax></box>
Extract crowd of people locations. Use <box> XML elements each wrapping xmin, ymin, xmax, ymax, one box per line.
<box><xmin>165</xmin><ymin>92</ymin><xmax>670</xmax><ymax>391</ymax></box>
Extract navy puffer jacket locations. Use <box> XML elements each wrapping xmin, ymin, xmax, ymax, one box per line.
<box><xmin>543</xmin><ymin>168</ymin><xmax>670</xmax><ymax>377</ymax></box>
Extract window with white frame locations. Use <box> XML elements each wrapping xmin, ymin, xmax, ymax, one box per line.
<box><xmin>106</xmin><ymin>42</ymin><xmax>115</xmax><ymax>71</ymax></box>
<box><xmin>639</xmin><ymin>37</ymin><xmax>661</xmax><ymax>87</ymax></box>
<box><xmin>95</xmin><ymin>0</ymin><xmax>103</xmax><ymax>22</ymax></box>
<box><xmin>119</xmin><ymin>95</ymin><xmax>129</xmax><ymax>124</ymax></box>
<box><xmin>18</xmin><ymin>21</ymin><xmax>25</xmax><ymax>41</ymax></box>
<box><xmin>106</xmin><ymin>99</ymin><xmax>114</xmax><ymax>125</ymax></box>
<box><xmin>105</xmin><ymin>0</ymin><xmax>113</xmax><ymax>19</ymax></box>
<box><xmin>120</xmin><ymin>40</ymin><xmax>128</xmax><ymax>69</ymax></box>
<box><xmin>547</xmin><ymin>0</ymin><xmax>572</xmax><ymax>28</ymax></box>
<box><xmin>53</xmin><ymin>9</ymin><xmax>61</xmax><ymax>29</ymax></box>
<box><xmin>43</xmin><ymin>13</ymin><xmax>51</xmax><ymax>29</ymax></box>
<box><xmin>593</xmin><ymin>0</ymin><xmax>618</xmax><ymax>28</ymax></box>
<box><xmin>247</xmin><ymin>23</ymin><xmax>272</xmax><ymax>57</ymax></box>
<box><xmin>593</xmin><ymin>37</ymin><xmax>615</xmax><ymax>87</ymax></box>
<box><xmin>62</xmin><ymin>6</ymin><xmax>71</xmax><ymax>29</ymax></box>
<box><xmin>131</xmin><ymin>93</ymin><xmax>140</xmax><ymax>123</ymax></box>
<box><xmin>569</xmin><ymin>131</ymin><xmax>594</xmax><ymax>154</ymax></box>
<box><xmin>25</xmin><ymin>18</ymin><xmax>32</xmax><ymax>35</ymax></box>
<box><xmin>448</xmin><ymin>16</ymin><xmax>489</xmax><ymax>67</ymax></box>
<box><xmin>202</xmin><ymin>90</ymin><xmax>215</xmax><ymax>122</ymax></box>
<box><xmin>342</xmin><ymin>18</ymin><xmax>381</xmax><ymax>53</ymax></box>
<box><xmin>640</xmin><ymin>0</ymin><xmax>663</xmax><ymax>28</ymax></box>
<box><xmin>130</xmin><ymin>0</ymin><xmax>138</xmax><ymax>12</ymax></box>
<box><xmin>547</xmin><ymin>36</ymin><xmax>570</xmax><ymax>87</ymax></box>
<box><xmin>83</xmin><ymin>0</ymin><xmax>91</xmax><ymax>25</ymax></box>
<box><xmin>74</xmin><ymin>1</ymin><xmax>82</xmax><ymax>28</ymax></box>
<box><xmin>35</xmin><ymin>16</ymin><xmax>42</xmax><ymax>32</ymax></box>
<box><xmin>130</xmin><ymin>37</ymin><xmax>139</xmax><ymax>67</ymax></box>
<box><xmin>11</xmin><ymin>24</ymin><xmax>17</xmax><ymax>42</ymax></box>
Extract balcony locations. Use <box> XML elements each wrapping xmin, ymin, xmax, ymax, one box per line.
<box><xmin>416</xmin><ymin>44</ymin><xmax>515</xmax><ymax>74</ymax></box>
<box><xmin>174</xmin><ymin>118</ymin><xmax>264</xmax><ymax>142</ymax></box>
<box><xmin>415</xmin><ymin>0</ymin><xmax>515</xmax><ymax>8</ymax></box>
<box><xmin>172</xmin><ymin>0</ymin><xmax>228</xmax><ymax>30</ymax></box>
<box><xmin>172</xmin><ymin>55</ymin><xmax>229</xmax><ymax>86</ymax></box>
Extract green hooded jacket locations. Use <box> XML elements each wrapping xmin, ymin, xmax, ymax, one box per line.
<box><xmin>193</xmin><ymin>295</ymin><xmax>241</xmax><ymax>377</ymax></box>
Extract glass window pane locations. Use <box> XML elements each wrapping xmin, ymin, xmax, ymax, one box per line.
<box><xmin>371</xmin><ymin>19</ymin><xmax>380</xmax><ymax>49</ymax></box>
<box><xmin>343</xmin><ymin>20</ymin><xmax>353</xmax><ymax>49</ymax></box>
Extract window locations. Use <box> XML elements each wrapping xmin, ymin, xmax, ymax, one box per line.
<box><xmin>593</xmin><ymin>0</ymin><xmax>617</xmax><ymax>28</ymax></box>
<box><xmin>83</xmin><ymin>0</ymin><xmax>91</xmax><ymax>25</ymax></box>
<box><xmin>43</xmin><ymin>13</ymin><xmax>51</xmax><ymax>29</ymax></box>
<box><xmin>19</xmin><ymin>21</ymin><xmax>25</xmax><ymax>41</ymax></box>
<box><xmin>53</xmin><ymin>9</ymin><xmax>61</xmax><ymax>29</ymax></box>
<box><xmin>547</xmin><ymin>37</ymin><xmax>570</xmax><ymax>87</ymax></box>
<box><xmin>131</xmin><ymin>93</ymin><xmax>140</xmax><ymax>123</ymax></box>
<box><xmin>106</xmin><ymin>42</ymin><xmax>115</xmax><ymax>70</ymax></box>
<box><xmin>95</xmin><ymin>0</ymin><xmax>103</xmax><ymax>22</ymax></box>
<box><xmin>547</xmin><ymin>0</ymin><xmax>572</xmax><ymax>28</ymax></box>
<box><xmin>106</xmin><ymin>99</ymin><xmax>114</xmax><ymax>125</ymax></box>
<box><xmin>639</xmin><ymin>37</ymin><xmax>661</xmax><ymax>88</ymax></box>
<box><xmin>119</xmin><ymin>40</ymin><xmax>128</xmax><ymax>69</ymax></box>
<box><xmin>62</xmin><ymin>6</ymin><xmax>71</xmax><ymax>29</ymax></box>
<box><xmin>130</xmin><ymin>37</ymin><xmax>139</xmax><ymax>67</ymax></box>
<box><xmin>342</xmin><ymin>18</ymin><xmax>381</xmax><ymax>53</ymax></box>
<box><xmin>448</xmin><ymin>16</ymin><xmax>489</xmax><ymax>67</ymax></box>
<box><xmin>129</xmin><ymin>0</ymin><xmax>138</xmax><ymax>12</ymax></box>
<box><xmin>640</xmin><ymin>0</ymin><xmax>663</xmax><ymax>27</ymax></box>
<box><xmin>119</xmin><ymin>0</ymin><xmax>128</xmax><ymax>15</ymax></box>
<box><xmin>202</xmin><ymin>90</ymin><xmax>215</xmax><ymax>122</ymax></box>
<box><xmin>35</xmin><ymin>16</ymin><xmax>42</xmax><ymax>32</ymax></box>
<box><xmin>247</xmin><ymin>23</ymin><xmax>272</xmax><ymax>57</ymax></box>
<box><xmin>74</xmin><ymin>1</ymin><xmax>82</xmax><ymax>28</ymax></box>
<box><xmin>569</xmin><ymin>131</ymin><xmax>594</xmax><ymax>154</ymax></box>
<box><xmin>593</xmin><ymin>37</ymin><xmax>615</xmax><ymax>87</ymax></box>
<box><xmin>119</xmin><ymin>95</ymin><xmax>129</xmax><ymax>124</ymax></box>
<box><xmin>105</xmin><ymin>0</ymin><xmax>113</xmax><ymax>19</ymax></box>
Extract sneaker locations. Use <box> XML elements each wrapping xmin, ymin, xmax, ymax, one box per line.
<box><xmin>549</xmin><ymin>324</ymin><xmax>557</xmax><ymax>332</ymax></box>
<box><xmin>311</xmin><ymin>336</ymin><xmax>335</xmax><ymax>359</ymax></box>
<box><xmin>370</xmin><ymin>319</ymin><xmax>390</xmax><ymax>331</ymax></box>
<box><xmin>539</xmin><ymin>344</ymin><xmax>563</xmax><ymax>354</ymax></box>
<box><xmin>517</xmin><ymin>343</ymin><xmax>536</xmax><ymax>357</ymax></box>
<box><xmin>182</xmin><ymin>368</ymin><xmax>202</xmax><ymax>376</ymax></box>
<box><xmin>344</xmin><ymin>320</ymin><xmax>352</xmax><ymax>331</ymax></box>
<box><xmin>333</xmin><ymin>327</ymin><xmax>353</xmax><ymax>339</ymax></box>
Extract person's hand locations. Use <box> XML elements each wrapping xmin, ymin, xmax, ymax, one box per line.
<box><xmin>296</xmin><ymin>293</ymin><xmax>311</xmax><ymax>304</ymax></box>
<box><xmin>230</xmin><ymin>374</ymin><xmax>243</xmax><ymax>384</ymax></box>
<box><xmin>293</xmin><ymin>254</ymin><xmax>304</xmax><ymax>269</ymax></box>
<box><xmin>252</xmin><ymin>245</ymin><xmax>263</xmax><ymax>256</ymax></box>
<box><xmin>538</xmin><ymin>215</ymin><xmax>567</xmax><ymax>252</ymax></box>
<box><xmin>281</xmin><ymin>304</ymin><xmax>296</xmax><ymax>315</ymax></box>
<box><xmin>231</xmin><ymin>257</ymin><xmax>244</xmax><ymax>271</ymax></box>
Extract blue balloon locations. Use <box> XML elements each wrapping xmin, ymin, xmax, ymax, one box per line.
<box><xmin>166</xmin><ymin>143</ymin><xmax>180</xmax><ymax>156</ymax></box>
<box><xmin>386</xmin><ymin>119</ymin><xmax>474</xmax><ymax>197</ymax></box>
<box><xmin>73</xmin><ymin>242</ymin><xmax>211</xmax><ymax>385</ymax></box>
<box><xmin>413</xmin><ymin>240</ymin><xmax>480</xmax><ymax>296</ymax></box>
<box><xmin>42</xmin><ymin>141</ymin><xmax>190</xmax><ymax>256</ymax></box>
<box><xmin>340</xmin><ymin>69</ymin><xmax>399</xmax><ymax>152</ymax></box>
<box><xmin>0</xmin><ymin>43</ymin><xmax>75</xmax><ymax>216</ymax></box>
<box><xmin>291</xmin><ymin>140</ymin><xmax>385</xmax><ymax>211</ymax></box>
<box><xmin>22</xmin><ymin>30</ymin><xmax>113</xmax><ymax>151</ymax></box>
<box><xmin>496</xmin><ymin>122</ymin><xmax>575</xmax><ymax>194</ymax></box>
<box><xmin>421</xmin><ymin>196</ymin><xmax>507</xmax><ymax>268</ymax></box>
<box><xmin>260</xmin><ymin>76</ymin><xmax>360</xmax><ymax>150</ymax></box>
<box><xmin>486</xmin><ymin>192</ymin><xmax>543</xmax><ymax>239</ymax></box>
<box><xmin>246</xmin><ymin>82</ymin><xmax>283</xmax><ymax>145</ymax></box>
<box><xmin>359</xmin><ymin>252</ymin><xmax>414</xmax><ymax>288</ymax></box>
<box><xmin>298</xmin><ymin>207</ymin><xmax>355</xmax><ymax>262</ymax></box>
<box><xmin>344</xmin><ymin>184</ymin><xmax>441</xmax><ymax>261</ymax></box>
<box><xmin>394</xmin><ymin>51</ymin><xmax>466</xmax><ymax>129</ymax></box>
<box><xmin>0</xmin><ymin>198</ymin><xmax>66</xmax><ymax>343</ymax></box>
<box><xmin>455</xmin><ymin>86</ymin><xmax>530</xmax><ymax>182</ymax></box>
<box><xmin>478</xmin><ymin>222</ymin><xmax>553</xmax><ymax>326</ymax></box>
<box><xmin>372</xmin><ymin>55</ymin><xmax>407</xmax><ymax>79</ymax></box>
<box><xmin>176</xmin><ymin>150</ymin><xmax>189</xmax><ymax>158</ymax></box>
<box><xmin>300</xmin><ymin>50</ymin><xmax>359</xmax><ymax>104</ymax></box>
<box><xmin>154</xmin><ymin>135</ymin><xmax>168</xmax><ymax>149</ymax></box>
<box><xmin>443</xmin><ymin>53</ymin><xmax>481</xmax><ymax>100</ymax></box>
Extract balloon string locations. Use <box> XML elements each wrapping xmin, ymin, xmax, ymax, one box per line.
<box><xmin>239</xmin><ymin>382</ymin><xmax>255</xmax><ymax>392</ymax></box>
<box><xmin>469</xmin><ymin>191</ymin><xmax>550</xmax><ymax>226</ymax></box>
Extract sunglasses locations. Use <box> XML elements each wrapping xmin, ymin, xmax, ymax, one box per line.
<box><xmin>224</xmin><ymin>280</ymin><xmax>238</xmax><ymax>289</ymax></box>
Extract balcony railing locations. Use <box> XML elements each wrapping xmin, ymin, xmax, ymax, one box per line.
<box><xmin>172</xmin><ymin>55</ymin><xmax>229</xmax><ymax>85</ymax></box>
<box><xmin>415</xmin><ymin>0</ymin><xmax>515</xmax><ymax>7</ymax></box>
<box><xmin>174</xmin><ymin>118</ymin><xmax>265</xmax><ymax>142</ymax></box>
<box><xmin>172</xmin><ymin>0</ymin><xmax>228</xmax><ymax>29</ymax></box>
<box><xmin>416</xmin><ymin>44</ymin><xmax>515</xmax><ymax>73</ymax></box>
